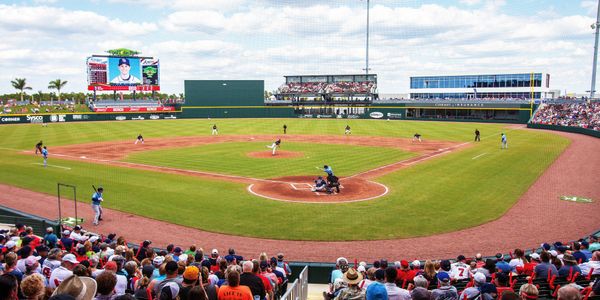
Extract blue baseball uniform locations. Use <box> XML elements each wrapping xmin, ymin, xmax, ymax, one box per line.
<box><xmin>501</xmin><ymin>134</ymin><xmax>508</xmax><ymax>149</ymax></box>
<box><xmin>41</xmin><ymin>148</ymin><xmax>48</xmax><ymax>167</ymax></box>
<box><xmin>323</xmin><ymin>166</ymin><xmax>333</xmax><ymax>176</ymax></box>
<box><xmin>92</xmin><ymin>191</ymin><xmax>103</xmax><ymax>225</ymax></box>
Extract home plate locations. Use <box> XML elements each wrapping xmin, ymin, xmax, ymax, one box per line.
<box><xmin>80</xmin><ymin>156</ymin><xmax>87</xmax><ymax>159</ymax></box>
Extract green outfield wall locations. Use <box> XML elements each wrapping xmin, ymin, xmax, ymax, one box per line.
<box><xmin>184</xmin><ymin>80</ymin><xmax>264</xmax><ymax>106</ymax></box>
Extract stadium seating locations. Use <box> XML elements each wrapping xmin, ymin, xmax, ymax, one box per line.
<box><xmin>531</xmin><ymin>102</ymin><xmax>600</xmax><ymax>131</ymax></box>
<box><xmin>277</xmin><ymin>81</ymin><xmax>376</xmax><ymax>95</ymax></box>
<box><xmin>1</xmin><ymin>222</ymin><xmax>598</xmax><ymax>300</ymax></box>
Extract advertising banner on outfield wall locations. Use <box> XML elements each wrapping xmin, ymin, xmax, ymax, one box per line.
<box><xmin>1</xmin><ymin>112</ymin><xmax>180</xmax><ymax>124</ymax></box>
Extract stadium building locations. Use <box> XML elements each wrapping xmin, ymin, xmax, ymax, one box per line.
<box><xmin>410</xmin><ymin>73</ymin><xmax>551</xmax><ymax>100</ymax></box>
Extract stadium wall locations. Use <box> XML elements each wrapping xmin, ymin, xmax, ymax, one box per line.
<box><xmin>527</xmin><ymin>123</ymin><xmax>600</xmax><ymax>138</ymax></box>
<box><xmin>184</xmin><ymin>80</ymin><xmax>264</xmax><ymax>106</ymax></box>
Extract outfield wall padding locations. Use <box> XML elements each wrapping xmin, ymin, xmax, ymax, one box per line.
<box><xmin>527</xmin><ymin>123</ymin><xmax>600</xmax><ymax>138</ymax></box>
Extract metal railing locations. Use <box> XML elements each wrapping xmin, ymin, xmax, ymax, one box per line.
<box><xmin>281</xmin><ymin>266</ymin><xmax>308</xmax><ymax>300</ymax></box>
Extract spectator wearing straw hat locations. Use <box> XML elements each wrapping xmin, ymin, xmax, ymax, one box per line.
<box><xmin>334</xmin><ymin>268</ymin><xmax>365</xmax><ymax>300</ymax></box>
<box><xmin>51</xmin><ymin>274</ymin><xmax>97</xmax><ymax>300</ymax></box>
<box><xmin>558</xmin><ymin>254</ymin><xmax>581</xmax><ymax>278</ymax></box>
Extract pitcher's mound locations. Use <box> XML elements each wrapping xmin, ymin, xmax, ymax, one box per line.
<box><xmin>247</xmin><ymin>151</ymin><xmax>304</xmax><ymax>158</ymax></box>
<box><xmin>248</xmin><ymin>176</ymin><xmax>388</xmax><ymax>203</ymax></box>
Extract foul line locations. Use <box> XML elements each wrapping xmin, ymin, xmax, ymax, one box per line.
<box><xmin>30</xmin><ymin>163</ymin><xmax>71</xmax><ymax>170</ymax></box>
<box><xmin>472</xmin><ymin>153</ymin><xmax>488</xmax><ymax>160</ymax></box>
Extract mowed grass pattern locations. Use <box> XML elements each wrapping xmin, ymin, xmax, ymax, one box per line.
<box><xmin>0</xmin><ymin>119</ymin><xmax>570</xmax><ymax>240</ymax></box>
<box><xmin>125</xmin><ymin>142</ymin><xmax>415</xmax><ymax>178</ymax></box>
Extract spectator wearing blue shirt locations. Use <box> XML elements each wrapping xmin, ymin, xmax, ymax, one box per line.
<box><xmin>43</xmin><ymin>227</ymin><xmax>58</xmax><ymax>248</ymax></box>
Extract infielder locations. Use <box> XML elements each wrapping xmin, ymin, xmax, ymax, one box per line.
<box><xmin>501</xmin><ymin>133</ymin><xmax>508</xmax><ymax>149</ymax></box>
<box><xmin>345</xmin><ymin>125</ymin><xmax>351</xmax><ymax>135</ymax></box>
<box><xmin>212</xmin><ymin>124</ymin><xmax>218</xmax><ymax>135</ymax></box>
<box><xmin>41</xmin><ymin>146</ymin><xmax>48</xmax><ymax>167</ymax></box>
<box><xmin>92</xmin><ymin>187</ymin><xmax>104</xmax><ymax>226</ymax></box>
<box><xmin>413</xmin><ymin>133</ymin><xmax>422</xmax><ymax>142</ymax></box>
<box><xmin>135</xmin><ymin>134</ymin><xmax>144</xmax><ymax>144</ymax></box>
<box><xmin>35</xmin><ymin>141</ymin><xmax>43</xmax><ymax>155</ymax></box>
<box><xmin>266</xmin><ymin>138</ymin><xmax>281</xmax><ymax>156</ymax></box>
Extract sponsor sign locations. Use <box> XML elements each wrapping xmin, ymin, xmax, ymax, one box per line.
<box><xmin>115</xmin><ymin>116</ymin><xmax>127</xmax><ymax>121</ymax></box>
<box><xmin>298</xmin><ymin>114</ymin><xmax>313</xmax><ymax>118</ymax></box>
<box><xmin>26</xmin><ymin>115</ymin><xmax>44</xmax><ymax>123</ymax></box>
<box><xmin>387</xmin><ymin>113</ymin><xmax>402</xmax><ymax>119</ymax></box>
<box><xmin>71</xmin><ymin>114</ymin><xmax>90</xmax><ymax>120</ymax></box>
<box><xmin>131</xmin><ymin>116</ymin><xmax>145</xmax><ymax>120</ymax></box>
<box><xmin>164</xmin><ymin>115</ymin><xmax>177</xmax><ymax>119</ymax></box>
<box><xmin>1</xmin><ymin>117</ymin><xmax>21</xmax><ymax>122</ymax></box>
<box><xmin>369</xmin><ymin>112</ymin><xmax>384</xmax><ymax>119</ymax></box>
<box><xmin>346</xmin><ymin>115</ymin><xmax>360</xmax><ymax>119</ymax></box>
<box><xmin>93</xmin><ymin>106</ymin><xmax>175</xmax><ymax>113</ymax></box>
<box><xmin>149</xmin><ymin>115</ymin><xmax>160</xmax><ymax>120</ymax></box>
<box><xmin>50</xmin><ymin>115</ymin><xmax>67</xmax><ymax>122</ymax></box>
<box><xmin>316</xmin><ymin>114</ymin><xmax>332</xmax><ymax>118</ymax></box>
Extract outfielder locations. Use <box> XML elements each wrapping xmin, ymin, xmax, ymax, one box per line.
<box><xmin>92</xmin><ymin>187</ymin><xmax>104</xmax><ymax>226</ymax></box>
<box><xmin>212</xmin><ymin>124</ymin><xmax>218</xmax><ymax>135</ymax></box>
<box><xmin>135</xmin><ymin>134</ymin><xmax>144</xmax><ymax>144</ymax></box>
<box><xmin>266</xmin><ymin>138</ymin><xmax>281</xmax><ymax>156</ymax></box>
<box><xmin>345</xmin><ymin>125</ymin><xmax>351</xmax><ymax>135</ymax></box>
<box><xmin>501</xmin><ymin>133</ymin><xmax>508</xmax><ymax>149</ymax></box>
<box><xmin>35</xmin><ymin>141</ymin><xmax>43</xmax><ymax>155</ymax></box>
<box><xmin>41</xmin><ymin>146</ymin><xmax>48</xmax><ymax>167</ymax></box>
<box><xmin>413</xmin><ymin>133</ymin><xmax>422</xmax><ymax>142</ymax></box>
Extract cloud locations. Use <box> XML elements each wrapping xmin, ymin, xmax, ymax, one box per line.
<box><xmin>460</xmin><ymin>0</ymin><xmax>481</xmax><ymax>5</ymax></box>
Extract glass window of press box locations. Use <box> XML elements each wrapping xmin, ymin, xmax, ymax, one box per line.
<box><xmin>410</xmin><ymin>74</ymin><xmax>542</xmax><ymax>89</ymax></box>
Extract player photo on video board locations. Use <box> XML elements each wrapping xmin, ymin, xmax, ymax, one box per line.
<box><xmin>141</xmin><ymin>59</ymin><xmax>160</xmax><ymax>86</ymax></box>
<box><xmin>108</xmin><ymin>57</ymin><xmax>142</xmax><ymax>85</ymax></box>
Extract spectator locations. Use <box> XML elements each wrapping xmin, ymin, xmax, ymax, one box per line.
<box><xmin>217</xmin><ymin>270</ymin><xmax>252</xmax><ymax>300</ymax></box>
<box><xmin>0</xmin><ymin>274</ymin><xmax>19</xmax><ymax>300</ymax></box>
<box><xmin>239</xmin><ymin>261</ymin><xmax>265</xmax><ymax>300</ymax></box>
<box><xmin>509</xmin><ymin>249</ymin><xmax>528</xmax><ymax>272</ymax></box>
<box><xmin>20</xmin><ymin>274</ymin><xmax>45</xmax><ymax>300</ymax></box>
<box><xmin>331</xmin><ymin>257</ymin><xmax>349</xmax><ymax>284</ymax></box>
<box><xmin>533</xmin><ymin>252</ymin><xmax>557</xmax><ymax>279</ymax></box>
<box><xmin>558</xmin><ymin>254</ymin><xmax>581</xmax><ymax>278</ymax></box>
<box><xmin>461</xmin><ymin>272</ymin><xmax>487</xmax><ymax>299</ymax></box>
<box><xmin>518</xmin><ymin>283</ymin><xmax>538</xmax><ymax>300</ymax></box>
<box><xmin>578</xmin><ymin>250</ymin><xmax>600</xmax><ymax>276</ymax></box>
<box><xmin>422</xmin><ymin>260</ymin><xmax>437</xmax><ymax>287</ymax></box>
<box><xmin>153</xmin><ymin>261</ymin><xmax>182</xmax><ymax>296</ymax></box>
<box><xmin>494</xmin><ymin>272</ymin><xmax>514</xmax><ymax>295</ymax></box>
<box><xmin>95</xmin><ymin>271</ymin><xmax>117</xmax><ymax>300</ymax></box>
<box><xmin>334</xmin><ymin>268</ymin><xmax>365</xmax><ymax>300</ymax></box>
<box><xmin>557</xmin><ymin>285</ymin><xmax>581</xmax><ymax>300</ymax></box>
<box><xmin>51</xmin><ymin>275</ymin><xmax>97</xmax><ymax>300</ymax></box>
<box><xmin>383</xmin><ymin>267</ymin><xmax>410</xmax><ymax>300</ymax></box>
<box><xmin>44</xmin><ymin>227</ymin><xmax>58</xmax><ymax>248</ymax></box>
<box><xmin>450</xmin><ymin>255</ymin><xmax>470</xmax><ymax>280</ymax></box>
<box><xmin>188</xmin><ymin>285</ymin><xmax>209</xmax><ymax>300</ymax></box>
<box><xmin>365</xmin><ymin>281</ymin><xmax>387</xmax><ymax>300</ymax></box>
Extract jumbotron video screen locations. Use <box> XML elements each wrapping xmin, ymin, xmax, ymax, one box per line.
<box><xmin>86</xmin><ymin>56</ymin><xmax>160</xmax><ymax>91</ymax></box>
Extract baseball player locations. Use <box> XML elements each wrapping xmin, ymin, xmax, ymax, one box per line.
<box><xmin>41</xmin><ymin>146</ymin><xmax>48</xmax><ymax>167</ymax></box>
<box><xmin>92</xmin><ymin>187</ymin><xmax>104</xmax><ymax>226</ymax></box>
<box><xmin>212</xmin><ymin>124</ymin><xmax>218</xmax><ymax>135</ymax></box>
<box><xmin>35</xmin><ymin>141</ymin><xmax>43</xmax><ymax>155</ymax></box>
<box><xmin>413</xmin><ymin>133</ymin><xmax>422</xmax><ymax>142</ymax></box>
<box><xmin>475</xmin><ymin>129</ymin><xmax>481</xmax><ymax>142</ymax></box>
<box><xmin>266</xmin><ymin>138</ymin><xmax>281</xmax><ymax>156</ymax></box>
<box><xmin>311</xmin><ymin>176</ymin><xmax>327</xmax><ymax>192</ymax></box>
<box><xmin>110</xmin><ymin>58</ymin><xmax>141</xmax><ymax>84</ymax></box>
<box><xmin>135</xmin><ymin>134</ymin><xmax>144</xmax><ymax>144</ymax></box>
<box><xmin>283</xmin><ymin>124</ymin><xmax>287</xmax><ymax>134</ymax></box>
<box><xmin>318</xmin><ymin>165</ymin><xmax>334</xmax><ymax>177</ymax></box>
<box><xmin>501</xmin><ymin>133</ymin><xmax>508</xmax><ymax>149</ymax></box>
<box><xmin>344</xmin><ymin>125</ymin><xmax>351</xmax><ymax>135</ymax></box>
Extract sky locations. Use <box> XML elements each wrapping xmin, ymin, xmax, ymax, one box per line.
<box><xmin>0</xmin><ymin>0</ymin><xmax>599</xmax><ymax>96</ymax></box>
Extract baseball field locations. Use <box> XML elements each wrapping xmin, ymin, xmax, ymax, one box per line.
<box><xmin>0</xmin><ymin>119</ymin><xmax>570</xmax><ymax>241</ymax></box>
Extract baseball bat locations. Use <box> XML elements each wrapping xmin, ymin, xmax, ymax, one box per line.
<box><xmin>92</xmin><ymin>185</ymin><xmax>97</xmax><ymax>193</ymax></box>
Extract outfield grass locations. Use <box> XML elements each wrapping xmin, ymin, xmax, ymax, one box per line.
<box><xmin>0</xmin><ymin>119</ymin><xmax>570</xmax><ymax>240</ymax></box>
<box><xmin>125</xmin><ymin>142</ymin><xmax>416</xmax><ymax>178</ymax></box>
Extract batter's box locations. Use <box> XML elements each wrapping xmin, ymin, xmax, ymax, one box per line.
<box><xmin>290</xmin><ymin>183</ymin><xmax>313</xmax><ymax>190</ymax></box>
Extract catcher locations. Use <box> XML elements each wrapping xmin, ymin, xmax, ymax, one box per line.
<box><xmin>35</xmin><ymin>141</ymin><xmax>43</xmax><ymax>155</ymax></box>
<box><xmin>311</xmin><ymin>176</ymin><xmax>327</xmax><ymax>192</ymax></box>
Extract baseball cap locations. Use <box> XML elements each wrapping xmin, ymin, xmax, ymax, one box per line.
<box><xmin>440</xmin><ymin>259</ymin><xmax>451</xmax><ymax>270</ymax></box>
<box><xmin>174</xmin><ymin>247</ymin><xmax>182</xmax><ymax>254</ymax></box>
<box><xmin>336</xmin><ymin>257</ymin><xmax>348</xmax><ymax>265</ymax></box>
<box><xmin>25</xmin><ymin>256</ymin><xmax>41</xmax><ymax>267</ymax></box>
<box><xmin>474</xmin><ymin>272</ymin><xmax>487</xmax><ymax>284</ymax></box>
<box><xmin>118</xmin><ymin>58</ymin><xmax>130</xmax><ymax>66</ymax></box>
<box><xmin>260</xmin><ymin>260</ymin><xmax>269</xmax><ymax>269</ymax></box>
<box><xmin>46</xmin><ymin>227</ymin><xmax>54</xmax><ymax>232</ymax></box>
<box><xmin>541</xmin><ymin>243</ymin><xmax>551</xmax><ymax>251</ymax></box>
<box><xmin>88</xmin><ymin>236</ymin><xmax>99</xmax><ymax>243</ymax></box>
<box><xmin>183</xmin><ymin>266</ymin><xmax>200</xmax><ymax>281</ymax></box>
<box><xmin>530</xmin><ymin>253</ymin><xmax>540</xmax><ymax>260</ymax></box>
<box><xmin>73</xmin><ymin>225</ymin><xmax>81</xmax><ymax>231</ymax></box>
<box><xmin>63</xmin><ymin>230</ymin><xmax>70</xmax><ymax>236</ymax></box>
<box><xmin>277</xmin><ymin>253</ymin><xmax>284</xmax><ymax>260</ymax></box>
<box><xmin>411</xmin><ymin>260</ymin><xmax>421</xmax><ymax>268</ymax></box>
<box><xmin>153</xmin><ymin>256</ymin><xmax>165</xmax><ymax>266</ymax></box>
<box><xmin>104</xmin><ymin>261</ymin><xmax>117</xmax><ymax>271</ymax></box>
<box><xmin>400</xmin><ymin>260</ymin><xmax>409</xmax><ymax>268</ymax></box>
<box><xmin>366</xmin><ymin>282</ymin><xmax>388</xmax><ymax>300</ymax></box>
<box><xmin>549</xmin><ymin>250</ymin><xmax>558</xmax><ymax>257</ymax></box>
<box><xmin>5</xmin><ymin>240</ymin><xmax>16</xmax><ymax>249</ymax></box>
<box><xmin>179</xmin><ymin>254</ymin><xmax>188</xmax><ymax>262</ymax></box>
<box><xmin>437</xmin><ymin>272</ymin><xmax>450</xmax><ymax>283</ymax></box>
<box><xmin>62</xmin><ymin>254</ymin><xmax>79</xmax><ymax>264</ymax></box>
<box><xmin>411</xmin><ymin>287</ymin><xmax>431</xmax><ymax>300</ymax></box>
<box><xmin>211</xmin><ymin>249</ymin><xmax>219</xmax><ymax>255</ymax></box>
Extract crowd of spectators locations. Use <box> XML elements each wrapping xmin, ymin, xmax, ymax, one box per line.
<box><xmin>1</xmin><ymin>222</ymin><xmax>599</xmax><ymax>300</ymax></box>
<box><xmin>324</xmin><ymin>240</ymin><xmax>600</xmax><ymax>300</ymax></box>
<box><xmin>531</xmin><ymin>102</ymin><xmax>600</xmax><ymax>131</ymax></box>
<box><xmin>0</xmin><ymin>224</ymin><xmax>293</xmax><ymax>300</ymax></box>
<box><xmin>1</xmin><ymin>100</ymin><xmax>81</xmax><ymax>115</ymax></box>
<box><xmin>277</xmin><ymin>82</ymin><xmax>376</xmax><ymax>95</ymax></box>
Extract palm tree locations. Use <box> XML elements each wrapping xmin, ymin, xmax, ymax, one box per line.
<box><xmin>48</xmin><ymin>79</ymin><xmax>68</xmax><ymax>105</ymax></box>
<box><xmin>11</xmin><ymin>78</ymin><xmax>32</xmax><ymax>102</ymax></box>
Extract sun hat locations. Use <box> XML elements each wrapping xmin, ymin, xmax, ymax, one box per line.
<box><xmin>343</xmin><ymin>268</ymin><xmax>363</xmax><ymax>284</ymax></box>
<box><xmin>51</xmin><ymin>275</ymin><xmax>97</xmax><ymax>300</ymax></box>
